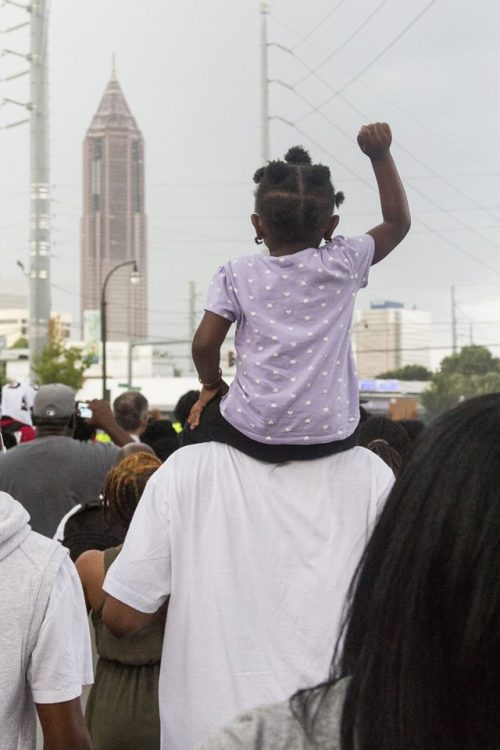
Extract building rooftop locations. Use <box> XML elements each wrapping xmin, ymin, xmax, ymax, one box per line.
<box><xmin>88</xmin><ymin>64</ymin><xmax>139</xmax><ymax>133</ymax></box>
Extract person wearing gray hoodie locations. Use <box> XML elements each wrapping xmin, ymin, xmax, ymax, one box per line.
<box><xmin>0</xmin><ymin>487</ymin><xmax>94</xmax><ymax>750</ymax></box>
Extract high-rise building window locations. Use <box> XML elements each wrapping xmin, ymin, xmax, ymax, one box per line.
<box><xmin>132</xmin><ymin>140</ymin><xmax>141</xmax><ymax>161</ymax></box>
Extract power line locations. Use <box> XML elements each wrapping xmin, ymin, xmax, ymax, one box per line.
<box><xmin>333</xmin><ymin>66</ymin><xmax>500</xmax><ymax>178</ymax></box>
<box><xmin>294</xmin><ymin>0</ymin><xmax>390</xmax><ymax>85</ymax></box>
<box><xmin>270</xmin><ymin>9</ymin><xmax>500</xmax><ymax>177</ymax></box>
<box><xmin>271</xmin><ymin>24</ymin><xmax>500</xmax><ymax>240</ymax></box>
<box><xmin>307</xmin><ymin>81</ymin><xmax>500</xmax><ymax>227</ymax></box>
<box><xmin>291</xmin><ymin>0</ymin><xmax>347</xmax><ymax>50</ymax></box>
<box><xmin>273</xmin><ymin>105</ymin><xmax>500</xmax><ymax>275</ymax></box>
<box><xmin>295</xmin><ymin>0</ymin><xmax>439</xmax><ymax>124</ymax></box>
<box><xmin>355</xmin><ymin>341</ymin><xmax>500</xmax><ymax>355</ymax></box>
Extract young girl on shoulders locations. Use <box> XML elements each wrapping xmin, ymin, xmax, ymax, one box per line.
<box><xmin>187</xmin><ymin>123</ymin><xmax>410</xmax><ymax>460</ymax></box>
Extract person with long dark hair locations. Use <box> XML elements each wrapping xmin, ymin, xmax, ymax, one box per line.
<box><xmin>199</xmin><ymin>393</ymin><xmax>500</xmax><ymax>749</ymax></box>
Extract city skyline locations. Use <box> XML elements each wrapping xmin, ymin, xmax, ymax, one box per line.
<box><xmin>1</xmin><ymin>1</ymin><xmax>500</xmax><ymax>370</ymax></box>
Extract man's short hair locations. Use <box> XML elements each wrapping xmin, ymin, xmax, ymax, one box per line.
<box><xmin>113</xmin><ymin>391</ymin><xmax>149</xmax><ymax>433</ymax></box>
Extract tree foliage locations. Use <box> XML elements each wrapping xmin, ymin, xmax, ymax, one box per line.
<box><xmin>9</xmin><ymin>336</ymin><xmax>28</xmax><ymax>350</ymax></box>
<box><xmin>422</xmin><ymin>346</ymin><xmax>500</xmax><ymax>419</ymax></box>
<box><xmin>376</xmin><ymin>364</ymin><xmax>432</xmax><ymax>381</ymax></box>
<box><xmin>31</xmin><ymin>317</ymin><xmax>94</xmax><ymax>391</ymax></box>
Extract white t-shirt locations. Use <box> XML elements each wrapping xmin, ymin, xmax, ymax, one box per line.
<box><xmin>104</xmin><ymin>443</ymin><xmax>393</xmax><ymax>750</ymax></box>
<box><xmin>29</xmin><ymin>554</ymin><xmax>94</xmax><ymax>703</ymax></box>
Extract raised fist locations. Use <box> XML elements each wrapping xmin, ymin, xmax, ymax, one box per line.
<box><xmin>357</xmin><ymin>122</ymin><xmax>392</xmax><ymax>160</ymax></box>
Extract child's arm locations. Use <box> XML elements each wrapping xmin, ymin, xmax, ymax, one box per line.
<box><xmin>358</xmin><ymin>122</ymin><xmax>411</xmax><ymax>265</ymax></box>
<box><xmin>188</xmin><ymin>311</ymin><xmax>232</xmax><ymax>428</ymax></box>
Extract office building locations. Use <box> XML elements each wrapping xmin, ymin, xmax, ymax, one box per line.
<box><xmin>353</xmin><ymin>301</ymin><xmax>432</xmax><ymax>378</ymax></box>
<box><xmin>81</xmin><ymin>65</ymin><xmax>147</xmax><ymax>341</ymax></box>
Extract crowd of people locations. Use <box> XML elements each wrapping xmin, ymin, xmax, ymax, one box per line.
<box><xmin>0</xmin><ymin>124</ymin><xmax>494</xmax><ymax>750</ymax></box>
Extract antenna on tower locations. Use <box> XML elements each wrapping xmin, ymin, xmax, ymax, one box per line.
<box><xmin>111</xmin><ymin>53</ymin><xmax>117</xmax><ymax>80</ymax></box>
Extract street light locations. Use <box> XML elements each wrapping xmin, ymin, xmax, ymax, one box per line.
<box><xmin>100</xmin><ymin>259</ymin><xmax>140</xmax><ymax>401</ymax></box>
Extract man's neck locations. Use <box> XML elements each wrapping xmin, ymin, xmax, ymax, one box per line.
<box><xmin>36</xmin><ymin>425</ymin><xmax>71</xmax><ymax>438</ymax></box>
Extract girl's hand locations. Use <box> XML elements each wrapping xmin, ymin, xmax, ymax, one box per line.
<box><xmin>357</xmin><ymin>122</ymin><xmax>392</xmax><ymax>161</ymax></box>
<box><xmin>187</xmin><ymin>381</ymin><xmax>229</xmax><ymax>430</ymax></box>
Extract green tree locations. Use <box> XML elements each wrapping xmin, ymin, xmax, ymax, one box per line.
<box><xmin>376</xmin><ymin>364</ymin><xmax>432</xmax><ymax>380</ymax></box>
<box><xmin>422</xmin><ymin>346</ymin><xmax>500</xmax><ymax>419</ymax></box>
<box><xmin>9</xmin><ymin>336</ymin><xmax>28</xmax><ymax>349</ymax></box>
<box><xmin>439</xmin><ymin>345</ymin><xmax>500</xmax><ymax>376</ymax></box>
<box><xmin>32</xmin><ymin>317</ymin><xmax>94</xmax><ymax>391</ymax></box>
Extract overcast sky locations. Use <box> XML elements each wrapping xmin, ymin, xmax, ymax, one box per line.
<box><xmin>1</xmin><ymin>0</ymin><xmax>500</xmax><ymax>369</ymax></box>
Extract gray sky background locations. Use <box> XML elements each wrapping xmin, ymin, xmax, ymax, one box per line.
<box><xmin>1</xmin><ymin>0</ymin><xmax>500</xmax><ymax>369</ymax></box>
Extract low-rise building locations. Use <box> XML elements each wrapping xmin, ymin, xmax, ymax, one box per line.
<box><xmin>353</xmin><ymin>301</ymin><xmax>432</xmax><ymax>378</ymax></box>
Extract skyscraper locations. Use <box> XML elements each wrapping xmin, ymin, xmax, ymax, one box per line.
<box><xmin>81</xmin><ymin>64</ymin><xmax>147</xmax><ymax>342</ymax></box>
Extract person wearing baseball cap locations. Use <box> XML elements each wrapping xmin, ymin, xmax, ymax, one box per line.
<box><xmin>0</xmin><ymin>383</ymin><xmax>136</xmax><ymax>537</ymax></box>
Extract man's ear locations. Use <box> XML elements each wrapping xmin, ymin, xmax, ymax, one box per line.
<box><xmin>324</xmin><ymin>214</ymin><xmax>340</xmax><ymax>240</ymax></box>
<box><xmin>251</xmin><ymin>213</ymin><xmax>264</xmax><ymax>240</ymax></box>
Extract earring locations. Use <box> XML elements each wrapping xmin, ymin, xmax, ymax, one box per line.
<box><xmin>254</xmin><ymin>237</ymin><xmax>263</xmax><ymax>245</ymax></box>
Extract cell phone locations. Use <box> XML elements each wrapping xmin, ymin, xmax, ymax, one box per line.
<box><xmin>77</xmin><ymin>401</ymin><xmax>92</xmax><ymax>419</ymax></box>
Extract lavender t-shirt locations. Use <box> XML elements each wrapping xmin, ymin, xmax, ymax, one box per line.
<box><xmin>205</xmin><ymin>234</ymin><xmax>375</xmax><ymax>445</ymax></box>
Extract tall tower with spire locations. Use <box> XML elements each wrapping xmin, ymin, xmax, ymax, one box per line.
<box><xmin>81</xmin><ymin>64</ymin><xmax>147</xmax><ymax>342</ymax></box>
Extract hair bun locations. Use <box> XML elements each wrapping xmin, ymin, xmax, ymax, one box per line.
<box><xmin>284</xmin><ymin>146</ymin><xmax>312</xmax><ymax>165</ymax></box>
<box><xmin>308</xmin><ymin>164</ymin><xmax>331</xmax><ymax>187</ymax></box>
<box><xmin>253</xmin><ymin>166</ymin><xmax>266</xmax><ymax>184</ymax></box>
<box><xmin>266</xmin><ymin>160</ymin><xmax>289</xmax><ymax>185</ymax></box>
<box><xmin>334</xmin><ymin>190</ymin><xmax>345</xmax><ymax>208</ymax></box>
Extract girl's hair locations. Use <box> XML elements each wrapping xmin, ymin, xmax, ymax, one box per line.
<box><xmin>253</xmin><ymin>146</ymin><xmax>344</xmax><ymax>243</ymax></box>
<box><xmin>293</xmin><ymin>393</ymin><xmax>500</xmax><ymax>750</ymax></box>
<box><xmin>101</xmin><ymin>452</ymin><xmax>161</xmax><ymax>529</ymax></box>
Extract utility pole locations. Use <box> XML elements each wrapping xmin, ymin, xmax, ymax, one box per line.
<box><xmin>451</xmin><ymin>285</ymin><xmax>458</xmax><ymax>354</ymax></box>
<box><xmin>29</xmin><ymin>0</ymin><xmax>51</xmax><ymax>361</ymax></box>
<box><xmin>260</xmin><ymin>0</ymin><xmax>270</xmax><ymax>164</ymax></box>
<box><xmin>0</xmin><ymin>2</ymin><xmax>47</xmax><ymax>367</ymax></box>
<box><xmin>189</xmin><ymin>280</ymin><xmax>196</xmax><ymax>372</ymax></box>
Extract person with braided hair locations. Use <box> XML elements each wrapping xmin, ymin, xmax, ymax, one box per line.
<box><xmin>76</xmin><ymin>451</ymin><xmax>163</xmax><ymax>750</ymax></box>
<box><xmin>187</xmin><ymin>123</ymin><xmax>410</xmax><ymax>459</ymax></box>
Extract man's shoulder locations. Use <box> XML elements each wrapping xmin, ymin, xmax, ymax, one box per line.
<box><xmin>17</xmin><ymin>527</ymin><xmax>67</xmax><ymax>573</ymax></box>
<box><xmin>60</xmin><ymin>439</ymin><xmax>121</xmax><ymax>464</ymax></box>
<box><xmin>336</xmin><ymin>445</ymin><xmax>394</xmax><ymax>480</ymax></box>
<box><xmin>0</xmin><ymin>438</ymin><xmax>40</xmax><ymax>469</ymax></box>
<box><xmin>2</xmin><ymin>435</ymin><xmax>67</xmax><ymax>454</ymax></box>
<box><xmin>73</xmin><ymin>439</ymin><xmax>120</xmax><ymax>453</ymax></box>
<box><xmin>166</xmin><ymin>441</ymin><xmax>228</xmax><ymax>463</ymax></box>
<box><xmin>159</xmin><ymin>443</ymin><xmax>393</xmax><ymax>491</ymax></box>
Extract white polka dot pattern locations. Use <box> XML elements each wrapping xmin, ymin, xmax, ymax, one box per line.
<box><xmin>204</xmin><ymin>234</ymin><xmax>375</xmax><ymax>444</ymax></box>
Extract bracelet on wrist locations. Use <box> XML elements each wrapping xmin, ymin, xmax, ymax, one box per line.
<box><xmin>199</xmin><ymin>368</ymin><xmax>223</xmax><ymax>390</ymax></box>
